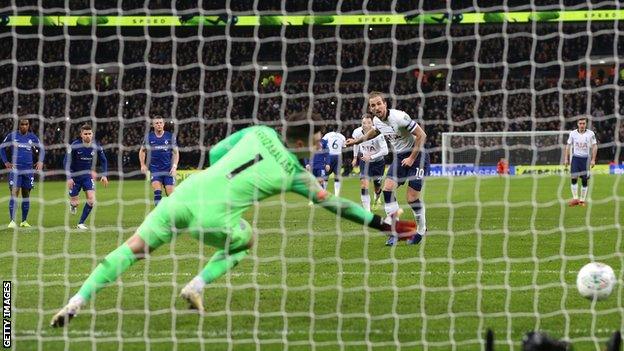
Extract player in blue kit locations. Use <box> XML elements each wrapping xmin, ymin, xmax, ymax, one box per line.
<box><xmin>139</xmin><ymin>117</ymin><xmax>179</xmax><ymax>206</ymax></box>
<box><xmin>0</xmin><ymin>119</ymin><xmax>45</xmax><ymax>228</ymax></box>
<box><xmin>307</xmin><ymin>138</ymin><xmax>329</xmax><ymax>189</ymax></box>
<box><xmin>64</xmin><ymin>124</ymin><xmax>109</xmax><ymax>230</ymax></box>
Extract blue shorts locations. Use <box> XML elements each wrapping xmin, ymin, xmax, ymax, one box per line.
<box><xmin>8</xmin><ymin>170</ymin><xmax>34</xmax><ymax>190</ymax></box>
<box><xmin>312</xmin><ymin>167</ymin><xmax>326</xmax><ymax>179</ymax></box>
<box><xmin>388</xmin><ymin>151</ymin><xmax>430</xmax><ymax>191</ymax></box>
<box><xmin>151</xmin><ymin>173</ymin><xmax>176</xmax><ymax>186</ymax></box>
<box><xmin>326</xmin><ymin>154</ymin><xmax>340</xmax><ymax>176</ymax></box>
<box><xmin>571</xmin><ymin>156</ymin><xmax>590</xmax><ymax>178</ymax></box>
<box><xmin>69</xmin><ymin>175</ymin><xmax>95</xmax><ymax>197</ymax></box>
<box><xmin>359</xmin><ymin>159</ymin><xmax>385</xmax><ymax>180</ymax></box>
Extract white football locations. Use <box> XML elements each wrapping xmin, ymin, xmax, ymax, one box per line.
<box><xmin>576</xmin><ymin>262</ymin><xmax>616</xmax><ymax>300</ymax></box>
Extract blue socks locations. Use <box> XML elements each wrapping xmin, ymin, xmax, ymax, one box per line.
<box><xmin>8</xmin><ymin>197</ymin><xmax>15</xmax><ymax>221</ymax></box>
<box><xmin>79</xmin><ymin>204</ymin><xmax>93</xmax><ymax>224</ymax></box>
<box><xmin>21</xmin><ymin>198</ymin><xmax>30</xmax><ymax>222</ymax></box>
<box><xmin>154</xmin><ymin>190</ymin><xmax>162</xmax><ymax>206</ymax></box>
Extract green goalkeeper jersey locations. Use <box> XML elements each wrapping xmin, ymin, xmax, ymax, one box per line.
<box><xmin>169</xmin><ymin>125</ymin><xmax>375</xmax><ymax>231</ymax></box>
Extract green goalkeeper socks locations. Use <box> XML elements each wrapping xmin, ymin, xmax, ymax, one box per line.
<box><xmin>77</xmin><ymin>244</ymin><xmax>138</xmax><ymax>302</ymax></box>
<box><xmin>200</xmin><ymin>249</ymin><xmax>249</xmax><ymax>284</ymax></box>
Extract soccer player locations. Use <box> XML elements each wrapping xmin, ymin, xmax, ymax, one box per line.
<box><xmin>0</xmin><ymin>118</ymin><xmax>45</xmax><ymax>228</ymax></box>
<box><xmin>306</xmin><ymin>138</ymin><xmax>329</xmax><ymax>190</ymax></box>
<box><xmin>64</xmin><ymin>124</ymin><xmax>109</xmax><ymax>230</ymax></box>
<box><xmin>322</xmin><ymin>130</ymin><xmax>346</xmax><ymax>196</ymax></box>
<box><xmin>346</xmin><ymin>91</ymin><xmax>429</xmax><ymax>246</ymax></box>
<box><xmin>496</xmin><ymin>158</ymin><xmax>509</xmax><ymax>176</ymax></box>
<box><xmin>139</xmin><ymin>117</ymin><xmax>179</xmax><ymax>206</ymax></box>
<box><xmin>50</xmin><ymin>112</ymin><xmax>418</xmax><ymax>327</ymax></box>
<box><xmin>564</xmin><ymin>117</ymin><xmax>597</xmax><ymax>206</ymax></box>
<box><xmin>351</xmin><ymin>113</ymin><xmax>388</xmax><ymax>211</ymax></box>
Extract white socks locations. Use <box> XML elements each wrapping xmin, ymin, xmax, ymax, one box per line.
<box><xmin>334</xmin><ymin>181</ymin><xmax>341</xmax><ymax>196</ymax></box>
<box><xmin>571</xmin><ymin>183</ymin><xmax>578</xmax><ymax>200</ymax></box>
<box><xmin>361</xmin><ymin>193</ymin><xmax>371</xmax><ymax>212</ymax></box>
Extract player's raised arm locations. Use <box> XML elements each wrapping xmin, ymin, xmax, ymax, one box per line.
<box><xmin>208</xmin><ymin>128</ymin><xmax>252</xmax><ymax>166</ymax></box>
<box><xmin>346</xmin><ymin>127</ymin><xmax>379</xmax><ymax>147</ymax></box>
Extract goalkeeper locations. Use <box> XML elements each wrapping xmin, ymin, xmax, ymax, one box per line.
<box><xmin>51</xmin><ymin>112</ymin><xmax>417</xmax><ymax>327</ymax></box>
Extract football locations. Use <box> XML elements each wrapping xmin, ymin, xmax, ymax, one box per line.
<box><xmin>576</xmin><ymin>262</ymin><xmax>617</xmax><ymax>300</ymax></box>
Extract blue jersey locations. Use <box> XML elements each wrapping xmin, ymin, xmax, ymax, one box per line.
<box><xmin>144</xmin><ymin>131</ymin><xmax>176</xmax><ymax>173</ymax></box>
<box><xmin>311</xmin><ymin>139</ymin><xmax>329</xmax><ymax>170</ymax></box>
<box><xmin>64</xmin><ymin>140</ymin><xmax>108</xmax><ymax>178</ymax></box>
<box><xmin>0</xmin><ymin>131</ymin><xmax>45</xmax><ymax>170</ymax></box>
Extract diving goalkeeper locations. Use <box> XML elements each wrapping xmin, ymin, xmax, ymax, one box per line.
<box><xmin>51</xmin><ymin>112</ymin><xmax>417</xmax><ymax>327</ymax></box>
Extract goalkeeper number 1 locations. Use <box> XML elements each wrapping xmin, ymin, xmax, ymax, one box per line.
<box><xmin>51</xmin><ymin>112</ymin><xmax>418</xmax><ymax>327</ymax></box>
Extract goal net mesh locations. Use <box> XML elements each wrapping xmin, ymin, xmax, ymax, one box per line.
<box><xmin>1</xmin><ymin>1</ymin><xmax>623</xmax><ymax>350</ymax></box>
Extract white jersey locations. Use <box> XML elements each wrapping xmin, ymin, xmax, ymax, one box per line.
<box><xmin>372</xmin><ymin>108</ymin><xmax>420</xmax><ymax>154</ymax></box>
<box><xmin>352</xmin><ymin>127</ymin><xmax>389</xmax><ymax>162</ymax></box>
<box><xmin>567</xmin><ymin>129</ymin><xmax>597</xmax><ymax>158</ymax></box>
<box><xmin>323</xmin><ymin>132</ymin><xmax>346</xmax><ymax>156</ymax></box>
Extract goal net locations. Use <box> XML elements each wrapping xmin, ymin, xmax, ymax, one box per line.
<box><xmin>1</xmin><ymin>2</ymin><xmax>623</xmax><ymax>351</ymax></box>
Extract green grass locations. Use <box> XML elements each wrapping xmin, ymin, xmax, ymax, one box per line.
<box><xmin>1</xmin><ymin>175</ymin><xmax>623</xmax><ymax>350</ymax></box>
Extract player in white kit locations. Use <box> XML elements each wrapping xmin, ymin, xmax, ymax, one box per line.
<box><xmin>322</xmin><ymin>131</ymin><xmax>346</xmax><ymax>196</ymax></box>
<box><xmin>564</xmin><ymin>117</ymin><xmax>597</xmax><ymax>207</ymax></box>
<box><xmin>346</xmin><ymin>92</ymin><xmax>429</xmax><ymax>246</ymax></box>
<box><xmin>351</xmin><ymin>114</ymin><xmax>389</xmax><ymax>211</ymax></box>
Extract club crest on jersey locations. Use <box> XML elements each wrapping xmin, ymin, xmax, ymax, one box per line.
<box><xmin>28</xmin><ymin>139</ymin><xmax>33</xmax><ymax>145</ymax></box>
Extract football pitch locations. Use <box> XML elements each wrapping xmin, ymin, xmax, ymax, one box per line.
<box><xmin>1</xmin><ymin>174</ymin><xmax>622</xmax><ymax>350</ymax></box>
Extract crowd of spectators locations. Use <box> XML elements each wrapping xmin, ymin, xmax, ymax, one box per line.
<box><xmin>0</xmin><ymin>23</ymin><xmax>622</xmax><ymax>175</ymax></box>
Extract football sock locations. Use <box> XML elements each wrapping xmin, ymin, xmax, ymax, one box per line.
<box><xmin>570</xmin><ymin>179</ymin><xmax>578</xmax><ymax>200</ymax></box>
<box><xmin>373</xmin><ymin>179</ymin><xmax>382</xmax><ymax>190</ymax></box>
<box><xmin>334</xmin><ymin>180</ymin><xmax>341</xmax><ymax>196</ymax></box>
<box><xmin>8</xmin><ymin>196</ymin><xmax>15</xmax><ymax>221</ymax></box>
<box><xmin>79</xmin><ymin>204</ymin><xmax>93</xmax><ymax>224</ymax></box>
<box><xmin>75</xmin><ymin>244</ymin><xmax>138</xmax><ymax>302</ymax></box>
<box><xmin>409</xmin><ymin>199</ymin><xmax>426</xmax><ymax>234</ymax></box>
<box><xmin>361</xmin><ymin>188</ymin><xmax>370</xmax><ymax>212</ymax></box>
<box><xmin>21</xmin><ymin>197</ymin><xmax>30</xmax><ymax>222</ymax></box>
<box><xmin>383</xmin><ymin>190</ymin><xmax>399</xmax><ymax>216</ymax></box>
<box><xmin>154</xmin><ymin>190</ymin><xmax>162</xmax><ymax>206</ymax></box>
<box><xmin>581</xmin><ymin>186</ymin><xmax>588</xmax><ymax>201</ymax></box>
<box><xmin>199</xmin><ymin>248</ymin><xmax>249</xmax><ymax>284</ymax></box>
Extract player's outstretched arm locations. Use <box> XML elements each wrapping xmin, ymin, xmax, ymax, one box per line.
<box><xmin>346</xmin><ymin>128</ymin><xmax>380</xmax><ymax>146</ymax></box>
<box><xmin>291</xmin><ymin>172</ymin><xmax>416</xmax><ymax>237</ymax></box>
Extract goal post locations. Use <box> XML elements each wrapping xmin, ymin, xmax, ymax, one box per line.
<box><xmin>441</xmin><ymin>131</ymin><xmax>571</xmax><ymax>170</ymax></box>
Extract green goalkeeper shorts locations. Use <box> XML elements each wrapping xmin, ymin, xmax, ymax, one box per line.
<box><xmin>137</xmin><ymin>196</ymin><xmax>252</xmax><ymax>252</ymax></box>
